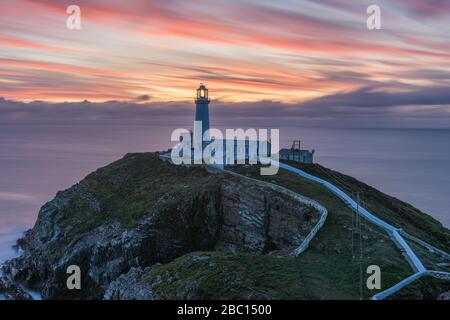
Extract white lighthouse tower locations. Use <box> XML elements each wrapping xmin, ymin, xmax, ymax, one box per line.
<box><xmin>194</xmin><ymin>83</ymin><xmax>210</xmax><ymax>138</ymax></box>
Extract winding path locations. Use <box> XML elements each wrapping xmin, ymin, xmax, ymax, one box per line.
<box><xmin>277</xmin><ymin>162</ymin><xmax>425</xmax><ymax>271</ymax></box>
<box><xmin>273</xmin><ymin>160</ymin><xmax>449</xmax><ymax>300</ymax></box>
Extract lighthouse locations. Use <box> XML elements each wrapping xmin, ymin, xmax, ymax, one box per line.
<box><xmin>194</xmin><ymin>83</ymin><xmax>210</xmax><ymax>139</ymax></box>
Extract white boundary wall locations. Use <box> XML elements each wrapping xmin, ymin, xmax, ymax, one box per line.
<box><xmin>223</xmin><ymin>169</ymin><xmax>328</xmax><ymax>256</ymax></box>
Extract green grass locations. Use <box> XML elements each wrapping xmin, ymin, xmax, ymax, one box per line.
<box><xmin>143</xmin><ymin>251</ymin><xmax>311</xmax><ymax>300</ymax></box>
<box><xmin>58</xmin><ymin>153</ymin><xmax>222</xmax><ymax>237</ymax></box>
<box><xmin>293</xmin><ymin>162</ymin><xmax>450</xmax><ymax>252</ymax></box>
<box><xmin>405</xmin><ymin>239</ymin><xmax>450</xmax><ymax>273</ymax></box>
<box><xmin>388</xmin><ymin>276</ymin><xmax>450</xmax><ymax>300</ymax></box>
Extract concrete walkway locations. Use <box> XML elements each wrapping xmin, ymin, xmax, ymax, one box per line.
<box><xmin>268</xmin><ymin>160</ymin><xmax>450</xmax><ymax>299</ymax></box>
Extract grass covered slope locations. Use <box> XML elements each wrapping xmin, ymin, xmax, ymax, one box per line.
<box><xmin>294</xmin><ymin>162</ymin><xmax>450</xmax><ymax>251</ymax></box>
<box><xmin>388</xmin><ymin>276</ymin><xmax>450</xmax><ymax>300</ymax></box>
<box><xmin>142</xmin><ymin>252</ymin><xmax>310</xmax><ymax>300</ymax></box>
<box><xmin>57</xmin><ymin>153</ymin><xmax>222</xmax><ymax>236</ymax></box>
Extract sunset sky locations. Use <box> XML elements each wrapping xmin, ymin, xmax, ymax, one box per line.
<box><xmin>1</xmin><ymin>0</ymin><xmax>449</xmax><ymax>101</ymax></box>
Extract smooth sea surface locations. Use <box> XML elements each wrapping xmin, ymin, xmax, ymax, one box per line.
<box><xmin>1</xmin><ymin>124</ymin><xmax>449</xmax><ymax>263</ymax></box>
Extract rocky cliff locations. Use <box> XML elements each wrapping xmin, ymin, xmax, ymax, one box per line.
<box><xmin>2</xmin><ymin>152</ymin><xmax>449</xmax><ymax>300</ymax></box>
<box><xmin>0</xmin><ymin>153</ymin><xmax>320</xmax><ymax>299</ymax></box>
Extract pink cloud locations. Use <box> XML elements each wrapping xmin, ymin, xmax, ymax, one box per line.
<box><xmin>0</xmin><ymin>0</ymin><xmax>449</xmax><ymax>102</ymax></box>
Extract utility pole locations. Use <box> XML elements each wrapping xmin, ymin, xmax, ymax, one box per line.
<box><xmin>351</xmin><ymin>191</ymin><xmax>364</xmax><ymax>300</ymax></box>
<box><xmin>357</xmin><ymin>192</ymin><xmax>363</xmax><ymax>300</ymax></box>
<box><xmin>351</xmin><ymin>192</ymin><xmax>355</xmax><ymax>260</ymax></box>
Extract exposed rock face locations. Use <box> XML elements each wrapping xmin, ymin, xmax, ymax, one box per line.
<box><xmin>104</xmin><ymin>268</ymin><xmax>158</xmax><ymax>300</ymax></box>
<box><xmin>218</xmin><ymin>177</ymin><xmax>317</xmax><ymax>253</ymax></box>
<box><xmin>0</xmin><ymin>272</ymin><xmax>33</xmax><ymax>300</ymax></box>
<box><xmin>0</xmin><ymin>153</ymin><xmax>319</xmax><ymax>299</ymax></box>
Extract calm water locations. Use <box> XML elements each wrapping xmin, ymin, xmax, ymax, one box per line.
<box><xmin>1</xmin><ymin>124</ymin><xmax>449</xmax><ymax>263</ymax></box>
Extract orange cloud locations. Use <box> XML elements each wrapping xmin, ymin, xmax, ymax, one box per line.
<box><xmin>0</xmin><ymin>0</ymin><xmax>449</xmax><ymax>103</ymax></box>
